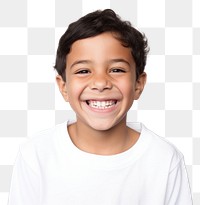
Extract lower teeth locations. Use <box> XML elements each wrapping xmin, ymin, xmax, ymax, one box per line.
<box><xmin>90</xmin><ymin>105</ymin><xmax>112</xmax><ymax>109</ymax></box>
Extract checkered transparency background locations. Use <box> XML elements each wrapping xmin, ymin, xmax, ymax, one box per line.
<box><xmin>0</xmin><ymin>0</ymin><xmax>199</xmax><ymax>204</ymax></box>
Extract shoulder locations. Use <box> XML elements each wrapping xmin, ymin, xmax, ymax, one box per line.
<box><xmin>129</xmin><ymin>122</ymin><xmax>184</xmax><ymax>171</ymax></box>
<box><xmin>19</xmin><ymin>122</ymin><xmax>67</xmax><ymax>166</ymax></box>
<box><xmin>145</xmin><ymin>124</ymin><xmax>184</xmax><ymax>170</ymax></box>
<box><xmin>22</xmin><ymin>122</ymin><xmax>64</xmax><ymax>148</ymax></box>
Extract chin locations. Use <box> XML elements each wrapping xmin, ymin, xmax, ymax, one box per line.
<box><xmin>89</xmin><ymin>124</ymin><xmax>111</xmax><ymax>131</ymax></box>
<box><xmin>88</xmin><ymin>120</ymin><xmax>120</xmax><ymax>132</ymax></box>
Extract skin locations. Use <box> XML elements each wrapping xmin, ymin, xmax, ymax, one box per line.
<box><xmin>56</xmin><ymin>32</ymin><xmax>146</xmax><ymax>155</ymax></box>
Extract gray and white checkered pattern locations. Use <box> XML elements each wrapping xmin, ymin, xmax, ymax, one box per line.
<box><xmin>0</xmin><ymin>0</ymin><xmax>199</xmax><ymax>204</ymax></box>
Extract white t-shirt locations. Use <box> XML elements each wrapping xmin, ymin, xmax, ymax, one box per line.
<box><xmin>8</xmin><ymin>121</ymin><xmax>193</xmax><ymax>205</ymax></box>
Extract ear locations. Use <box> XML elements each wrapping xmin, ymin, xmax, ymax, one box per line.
<box><xmin>134</xmin><ymin>72</ymin><xmax>147</xmax><ymax>100</ymax></box>
<box><xmin>56</xmin><ymin>75</ymin><xmax>69</xmax><ymax>102</ymax></box>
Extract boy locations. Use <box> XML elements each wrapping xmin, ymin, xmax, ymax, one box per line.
<box><xmin>8</xmin><ymin>9</ymin><xmax>192</xmax><ymax>204</ymax></box>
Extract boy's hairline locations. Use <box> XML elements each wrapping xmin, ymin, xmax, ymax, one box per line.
<box><xmin>59</xmin><ymin>31</ymin><xmax>138</xmax><ymax>82</ymax></box>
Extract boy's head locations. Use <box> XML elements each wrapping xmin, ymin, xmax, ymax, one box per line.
<box><xmin>54</xmin><ymin>9</ymin><xmax>149</xmax><ymax>81</ymax></box>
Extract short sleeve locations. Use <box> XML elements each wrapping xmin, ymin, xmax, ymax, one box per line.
<box><xmin>8</xmin><ymin>151</ymin><xmax>40</xmax><ymax>205</ymax></box>
<box><xmin>164</xmin><ymin>158</ymin><xmax>193</xmax><ymax>205</ymax></box>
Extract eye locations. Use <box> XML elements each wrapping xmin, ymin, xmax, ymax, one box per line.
<box><xmin>75</xmin><ymin>69</ymin><xmax>90</xmax><ymax>74</ymax></box>
<box><xmin>110</xmin><ymin>68</ymin><xmax>126</xmax><ymax>73</ymax></box>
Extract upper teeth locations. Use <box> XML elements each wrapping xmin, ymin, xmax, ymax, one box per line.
<box><xmin>88</xmin><ymin>100</ymin><xmax>116</xmax><ymax>109</ymax></box>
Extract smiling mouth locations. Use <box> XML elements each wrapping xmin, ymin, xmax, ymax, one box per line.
<box><xmin>86</xmin><ymin>100</ymin><xmax>117</xmax><ymax>109</ymax></box>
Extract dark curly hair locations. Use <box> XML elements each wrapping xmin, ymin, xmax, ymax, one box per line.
<box><xmin>54</xmin><ymin>9</ymin><xmax>149</xmax><ymax>81</ymax></box>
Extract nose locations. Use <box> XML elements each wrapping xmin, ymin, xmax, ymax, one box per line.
<box><xmin>89</xmin><ymin>73</ymin><xmax>112</xmax><ymax>92</ymax></box>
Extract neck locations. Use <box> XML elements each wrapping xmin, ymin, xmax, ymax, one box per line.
<box><xmin>68</xmin><ymin>118</ymin><xmax>139</xmax><ymax>155</ymax></box>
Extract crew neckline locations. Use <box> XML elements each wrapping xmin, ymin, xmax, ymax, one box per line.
<box><xmin>57</xmin><ymin>120</ymin><xmax>152</xmax><ymax>170</ymax></box>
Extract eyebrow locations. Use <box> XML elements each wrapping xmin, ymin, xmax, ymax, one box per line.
<box><xmin>70</xmin><ymin>60</ymin><xmax>92</xmax><ymax>69</ymax></box>
<box><xmin>108</xmin><ymin>58</ymin><xmax>131</xmax><ymax>66</ymax></box>
<box><xmin>70</xmin><ymin>58</ymin><xmax>131</xmax><ymax>69</ymax></box>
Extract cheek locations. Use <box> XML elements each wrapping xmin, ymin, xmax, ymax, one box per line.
<box><xmin>117</xmin><ymin>80</ymin><xmax>135</xmax><ymax>96</ymax></box>
<box><xmin>66</xmin><ymin>79</ymin><xmax>84</xmax><ymax>101</ymax></box>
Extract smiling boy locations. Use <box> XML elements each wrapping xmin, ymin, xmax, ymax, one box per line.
<box><xmin>8</xmin><ymin>9</ymin><xmax>192</xmax><ymax>205</ymax></box>
<box><xmin>56</xmin><ymin>32</ymin><xmax>146</xmax><ymax>155</ymax></box>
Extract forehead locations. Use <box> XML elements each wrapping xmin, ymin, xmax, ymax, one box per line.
<box><xmin>66</xmin><ymin>32</ymin><xmax>134</xmax><ymax>65</ymax></box>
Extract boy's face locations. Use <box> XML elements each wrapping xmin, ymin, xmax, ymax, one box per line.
<box><xmin>57</xmin><ymin>32</ymin><xmax>146</xmax><ymax>131</ymax></box>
